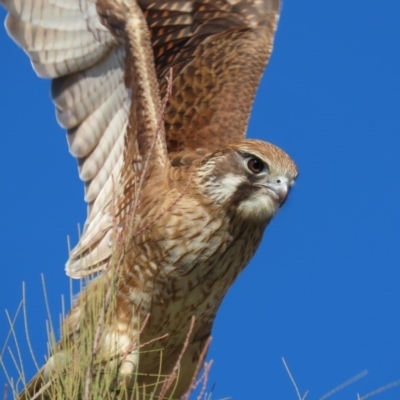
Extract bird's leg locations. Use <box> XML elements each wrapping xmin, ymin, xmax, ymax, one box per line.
<box><xmin>103</xmin><ymin>324</ymin><xmax>141</xmax><ymax>390</ymax></box>
<box><xmin>118</xmin><ymin>350</ymin><xmax>139</xmax><ymax>388</ymax></box>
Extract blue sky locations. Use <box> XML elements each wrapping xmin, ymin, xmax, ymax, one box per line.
<box><xmin>0</xmin><ymin>1</ymin><xmax>399</xmax><ymax>399</ymax></box>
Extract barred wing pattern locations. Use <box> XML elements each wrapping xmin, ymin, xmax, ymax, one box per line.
<box><xmin>1</xmin><ymin>0</ymin><xmax>280</xmax><ymax>276</ymax></box>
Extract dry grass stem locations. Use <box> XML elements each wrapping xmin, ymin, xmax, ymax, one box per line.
<box><xmin>30</xmin><ymin>381</ymin><xmax>52</xmax><ymax>400</ymax></box>
<box><xmin>196</xmin><ymin>361</ymin><xmax>213</xmax><ymax>400</ymax></box>
<box><xmin>4</xmin><ymin>307</ymin><xmax>25</xmax><ymax>393</ymax></box>
<box><xmin>83</xmin><ymin>289</ymin><xmax>107</xmax><ymax>400</ymax></box>
<box><xmin>158</xmin><ymin>316</ymin><xmax>196</xmax><ymax>399</ymax></box>
<box><xmin>358</xmin><ymin>378</ymin><xmax>400</xmax><ymax>399</ymax></box>
<box><xmin>41</xmin><ymin>275</ymin><xmax>55</xmax><ymax>348</ymax></box>
<box><xmin>22</xmin><ymin>283</ymin><xmax>39</xmax><ymax>371</ymax></box>
<box><xmin>182</xmin><ymin>337</ymin><xmax>212</xmax><ymax>400</ymax></box>
<box><xmin>319</xmin><ymin>370</ymin><xmax>368</xmax><ymax>400</ymax></box>
<box><xmin>282</xmin><ymin>357</ymin><xmax>309</xmax><ymax>400</ymax></box>
<box><xmin>1</xmin><ymin>301</ymin><xmax>23</xmax><ymax>397</ymax></box>
<box><xmin>131</xmin><ymin>67</ymin><xmax>174</xmax><ymax>228</ymax></box>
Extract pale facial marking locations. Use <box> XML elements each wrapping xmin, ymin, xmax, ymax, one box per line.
<box><xmin>208</xmin><ymin>173</ymin><xmax>244</xmax><ymax>204</ymax></box>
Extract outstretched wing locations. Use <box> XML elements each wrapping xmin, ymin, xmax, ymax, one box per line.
<box><xmin>144</xmin><ymin>0</ymin><xmax>280</xmax><ymax>153</ymax></box>
<box><xmin>1</xmin><ymin>0</ymin><xmax>280</xmax><ymax>277</ymax></box>
<box><xmin>2</xmin><ymin>0</ymin><xmax>132</xmax><ymax>276</ymax></box>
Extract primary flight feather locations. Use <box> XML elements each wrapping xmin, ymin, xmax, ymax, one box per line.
<box><xmin>1</xmin><ymin>0</ymin><xmax>298</xmax><ymax>398</ymax></box>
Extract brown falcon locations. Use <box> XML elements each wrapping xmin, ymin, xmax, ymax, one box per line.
<box><xmin>1</xmin><ymin>0</ymin><xmax>298</xmax><ymax>398</ymax></box>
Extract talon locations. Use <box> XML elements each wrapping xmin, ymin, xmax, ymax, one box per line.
<box><xmin>117</xmin><ymin>352</ymin><xmax>139</xmax><ymax>388</ymax></box>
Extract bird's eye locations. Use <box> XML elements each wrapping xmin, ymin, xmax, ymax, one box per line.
<box><xmin>247</xmin><ymin>157</ymin><xmax>266</xmax><ymax>174</ymax></box>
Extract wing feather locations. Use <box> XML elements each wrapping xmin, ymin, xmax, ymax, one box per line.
<box><xmin>1</xmin><ymin>0</ymin><xmax>281</xmax><ymax>278</ymax></box>
<box><xmin>140</xmin><ymin>0</ymin><xmax>281</xmax><ymax>153</ymax></box>
<box><xmin>3</xmin><ymin>0</ymin><xmax>117</xmax><ymax>78</ymax></box>
<box><xmin>1</xmin><ymin>0</ymin><xmax>130</xmax><ymax>276</ymax></box>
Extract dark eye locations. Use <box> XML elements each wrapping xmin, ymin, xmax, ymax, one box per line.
<box><xmin>247</xmin><ymin>157</ymin><xmax>265</xmax><ymax>174</ymax></box>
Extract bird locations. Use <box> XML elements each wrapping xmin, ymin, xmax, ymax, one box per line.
<box><xmin>1</xmin><ymin>0</ymin><xmax>298</xmax><ymax>399</ymax></box>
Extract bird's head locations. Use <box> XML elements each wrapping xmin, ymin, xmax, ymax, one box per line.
<box><xmin>195</xmin><ymin>139</ymin><xmax>298</xmax><ymax>223</ymax></box>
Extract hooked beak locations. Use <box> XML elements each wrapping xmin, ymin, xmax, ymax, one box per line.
<box><xmin>258</xmin><ymin>179</ymin><xmax>289</xmax><ymax>206</ymax></box>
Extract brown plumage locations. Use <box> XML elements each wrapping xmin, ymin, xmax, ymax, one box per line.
<box><xmin>1</xmin><ymin>0</ymin><xmax>298</xmax><ymax>398</ymax></box>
